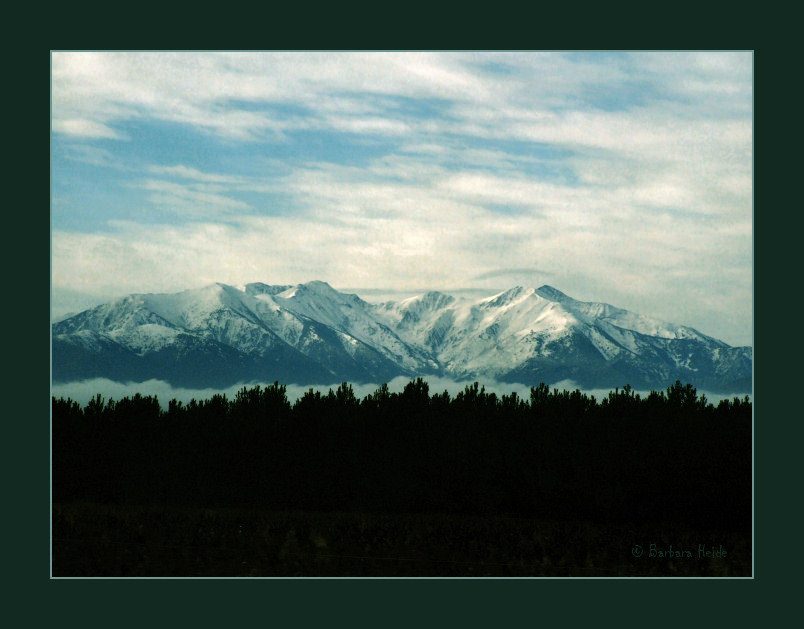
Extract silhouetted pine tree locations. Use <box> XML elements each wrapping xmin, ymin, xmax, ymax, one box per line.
<box><xmin>52</xmin><ymin>379</ymin><xmax>751</xmax><ymax>530</ymax></box>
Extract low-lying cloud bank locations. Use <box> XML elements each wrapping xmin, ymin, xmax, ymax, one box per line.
<box><xmin>51</xmin><ymin>377</ymin><xmax>751</xmax><ymax>408</ymax></box>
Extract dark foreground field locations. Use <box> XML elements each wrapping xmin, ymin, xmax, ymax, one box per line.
<box><xmin>52</xmin><ymin>502</ymin><xmax>751</xmax><ymax>577</ymax></box>
<box><xmin>52</xmin><ymin>380</ymin><xmax>751</xmax><ymax>577</ymax></box>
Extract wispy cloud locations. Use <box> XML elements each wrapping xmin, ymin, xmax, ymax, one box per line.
<box><xmin>136</xmin><ymin>179</ymin><xmax>252</xmax><ymax>216</ymax></box>
<box><xmin>52</xmin><ymin>118</ymin><xmax>127</xmax><ymax>140</ymax></box>
<box><xmin>145</xmin><ymin>164</ymin><xmax>248</xmax><ymax>184</ymax></box>
<box><xmin>51</xmin><ymin>51</ymin><xmax>752</xmax><ymax>347</ymax></box>
<box><xmin>473</xmin><ymin>268</ymin><xmax>551</xmax><ymax>282</ymax></box>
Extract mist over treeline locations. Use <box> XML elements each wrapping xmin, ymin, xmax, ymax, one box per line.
<box><xmin>52</xmin><ymin>379</ymin><xmax>751</xmax><ymax>532</ymax></box>
<box><xmin>51</xmin><ymin>376</ymin><xmax>752</xmax><ymax>408</ymax></box>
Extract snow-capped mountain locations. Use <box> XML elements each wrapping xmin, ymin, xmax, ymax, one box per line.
<box><xmin>374</xmin><ymin>285</ymin><xmax>750</xmax><ymax>392</ymax></box>
<box><xmin>52</xmin><ymin>281</ymin><xmax>752</xmax><ymax>392</ymax></box>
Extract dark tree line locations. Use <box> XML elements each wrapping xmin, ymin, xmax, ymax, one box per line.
<box><xmin>52</xmin><ymin>380</ymin><xmax>751</xmax><ymax>531</ymax></box>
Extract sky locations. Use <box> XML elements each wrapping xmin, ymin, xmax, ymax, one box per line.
<box><xmin>51</xmin><ymin>51</ymin><xmax>753</xmax><ymax>347</ymax></box>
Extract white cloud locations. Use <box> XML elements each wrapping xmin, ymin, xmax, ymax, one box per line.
<box><xmin>146</xmin><ymin>164</ymin><xmax>247</xmax><ymax>184</ymax></box>
<box><xmin>52</xmin><ymin>118</ymin><xmax>126</xmax><ymax>139</ymax></box>
<box><xmin>51</xmin><ymin>52</ymin><xmax>752</xmax><ymax>347</ymax></box>
<box><xmin>51</xmin><ymin>52</ymin><xmax>751</xmax><ymax>143</ymax></box>
<box><xmin>135</xmin><ymin>179</ymin><xmax>252</xmax><ymax>216</ymax></box>
<box><xmin>52</xmin><ymin>158</ymin><xmax>752</xmax><ymax>346</ymax></box>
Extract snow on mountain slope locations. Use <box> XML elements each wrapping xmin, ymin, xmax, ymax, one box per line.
<box><xmin>373</xmin><ymin>291</ymin><xmax>457</xmax><ymax>349</ymax></box>
<box><xmin>374</xmin><ymin>286</ymin><xmax>585</xmax><ymax>376</ymax></box>
<box><xmin>434</xmin><ymin>288</ymin><xmax>576</xmax><ymax>376</ymax></box>
<box><xmin>126</xmin><ymin>284</ymin><xmax>287</xmax><ymax>356</ymax></box>
<box><xmin>52</xmin><ymin>281</ymin><xmax>752</xmax><ymax>392</ymax></box>
<box><xmin>53</xmin><ymin>281</ymin><xmax>439</xmax><ymax>385</ymax></box>
<box><xmin>271</xmin><ymin>281</ymin><xmax>438</xmax><ymax>372</ymax></box>
<box><xmin>372</xmin><ymin>284</ymin><xmax>750</xmax><ymax>390</ymax></box>
<box><xmin>535</xmin><ymin>285</ymin><xmax>721</xmax><ymax>344</ymax></box>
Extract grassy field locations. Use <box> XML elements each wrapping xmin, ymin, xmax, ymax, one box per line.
<box><xmin>52</xmin><ymin>502</ymin><xmax>751</xmax><ymax>577</ymax></box>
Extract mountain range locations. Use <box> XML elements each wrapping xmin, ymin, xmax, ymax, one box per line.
<box><xmin>52</xmin><ymin>281</ymin><xmax>752</xmax><ymax>393</ymax></box>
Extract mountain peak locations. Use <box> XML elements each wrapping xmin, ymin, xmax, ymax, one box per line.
<box><xmin>395</xmin><ymin>291</ymin><xmax>456</xmax><ymax>313</ymax></box>
<box><xmin>482</xmin><ymin>286</ymin><xmax>537</xmax><ymax>308</ymax></box>
<box><xmin>244</xmin><ymin>282</ymin><xmax>292</xmax><ymax>297</ymax></box>
<box><xmin>52</xmin><ymin>280</ymin><xmax>752</xmax><ymax>393</ymax></box>
<box><xmin>274</xmin><ymin>281</ymin><xmax>327</xmax><ymax>299</ymax></box>
<box><xmin>283</xmin><ymin>280</ymin><xmax>339</xmax><ymax>297</ymax></box>
<box><xmin>535</xmin><ymin>285</ymin><xmax>572</xmax><ymax>302</ymax></box>
<box><xmin>421</xmin><ymin>291</ymin><xmax>455</xmax><ymax>307</ymax></box>
<box><xmin>304</xmin><ymin>280</ymin><xmax>336</xmax><ymax>291</ymax></box>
